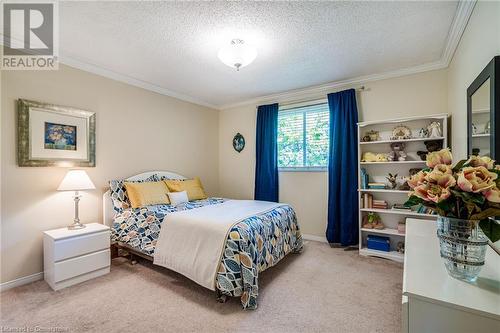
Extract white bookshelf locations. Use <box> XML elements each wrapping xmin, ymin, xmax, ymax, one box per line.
<box><xmin>357</xmin><ymin>114</ymin><xmax>449</xmax><ymax>262</ymax></box>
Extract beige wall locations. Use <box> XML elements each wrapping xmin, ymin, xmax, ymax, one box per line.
<box><xmin>1</xmin><ymin>65</ymin><xmax>219</xmax><ymax>283</ymax></box>
<box><xmin>219</xmin><ymin>69</ymin><xmax>448</xmax><ymax>238</ymax></box>
<box><xmin>447</xmin><ymin>0</ymin><xmax>500</xmax><ymax>160</ymax></box>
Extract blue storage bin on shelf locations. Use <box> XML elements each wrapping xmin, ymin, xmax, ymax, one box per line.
<box><xmin>367</xmin><ymin>235</ymin><xmax>390</xmax><ymax>252</ymax></box>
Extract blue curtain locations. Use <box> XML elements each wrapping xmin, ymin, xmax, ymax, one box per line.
<box><xmin>254</xmin><ymin>103</ymin><xmax>279</xmax><ymax>202</ymax></box>
<box><xmin>326</xmin><ymin>89</ymin><xmax>359</xmax><ymax>246</ymax></box>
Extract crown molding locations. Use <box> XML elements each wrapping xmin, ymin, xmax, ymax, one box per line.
<box><xmin>441</xmin><ymin>0</ymin><xmax>476</xmax><ymax>67</ymax></box>
<box><xmin>58</xmin><ymin>54</ymin><xmax>219</xmax><ymax>109</ymax></box>
<box><xmin>219</xmin><ymin>60</ymin><xmax>447</xmax><ymax>110</ymax></box>
<box><xmin>0</xmin><ymin>34</ymin><xmax>218</xmax><ymax>109</ymax></box>
<box><xmin>219</xmin><ymin>0</ymin><xmax>476</xmax><ymax>110</ymax></box>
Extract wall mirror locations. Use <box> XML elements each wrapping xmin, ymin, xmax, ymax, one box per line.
<box><xmin>467</xmin><ymin>56</ymin><xmax>500</xmax><ymax>253</ymax></box>
<box><xmin>467</xmin><ymin>56</ymin><xmax>499</xmax><ymax>159</ymax></box>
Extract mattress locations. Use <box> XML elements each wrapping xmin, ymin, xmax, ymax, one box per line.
<box><xmin>111</xmin><ymin>198</ymin><xmax>303</xmax><ymax>309</ymax></box>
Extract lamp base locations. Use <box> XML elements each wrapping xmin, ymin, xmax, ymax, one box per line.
<box><xmin>67</xmin><ymin>222</ymin><xmax>86</xmax><ymax>230</ymax></box>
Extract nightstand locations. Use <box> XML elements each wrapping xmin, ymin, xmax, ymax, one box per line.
<box><xmin>44</xmin><ymin>223</ymin><xmax>110</xmax><ymax>291</ymax></box>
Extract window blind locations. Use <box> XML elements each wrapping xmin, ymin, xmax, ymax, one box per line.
<box><xmin>277</xmin><ymin>103</ymin><xmax>329</xmax><ymax>168</ymax></box>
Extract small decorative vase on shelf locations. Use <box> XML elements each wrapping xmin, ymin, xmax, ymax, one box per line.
<box><xmin>436</xmin><ymin>216</ymin><xmax>488</xmax><ymax>282</ymax></box>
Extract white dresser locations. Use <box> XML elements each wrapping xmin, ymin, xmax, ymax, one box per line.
<box><xmin>402</xmin><ymin>218</ymin><xmax>500</xmax><ymax>333</ymax></box>
<box><xmin>44</xmin><ymin>223</ymin><xmax>110</xmax><ymax>291</ymax></box>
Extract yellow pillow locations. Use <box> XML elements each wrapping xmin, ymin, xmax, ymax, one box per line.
<box><xmin>164</xmin><ymin>177</ymin><xmax>207</xmax><ymax>201</ymax></box>
<box><xmin>124</xmin><ymin>181</ymin><xmax>170</xmax><ymax>208</ymax></box>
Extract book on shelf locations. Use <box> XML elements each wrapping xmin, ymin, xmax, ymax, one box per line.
<box><xmin>368</xmin><ymin>182</ymin><xmax>386</xmax><ymax>187</ymax></box>
<box><xmin>415</xmin><ymin>204</ymin><xmax>437</xmax><ymax>215</ymax></box>
<box><xmin>360</xmin><ymin>168</ymin><xmax>369</xmax><ymax>189</ymax></box>
<box><xmin>368</xmin><ymin>182</ymin><xmax>386</xmax><ymax>189</ymax></box>
<box><xmin>392</xmin><ymin>204</ymin><xmax>411</xmax><ymax>211</ymax></box>
<box><xmin>362</xmin><ymin>194</ymin><xmax>391</xmax><ymax>209</ymax></box>
<box><xmin>362</xmin><ymin>193</ymin><xmax>373</xmax><ymax>208</ymax></box>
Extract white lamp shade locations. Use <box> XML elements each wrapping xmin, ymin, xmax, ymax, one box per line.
<box><xmin>218</xmin><ymin>39</ymin><xmax>257</xmax><ymax>70</ymax></box>
<box><xmin>57</xmin><ymin>170</ymin><xmax>96</xmax><ymax>191</ymax></box>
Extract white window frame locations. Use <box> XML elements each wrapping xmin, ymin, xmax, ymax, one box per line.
<box><xmin>277</xmin><ymin>99</ymin><xmax>329</xmax><ymax>172</ymax></box>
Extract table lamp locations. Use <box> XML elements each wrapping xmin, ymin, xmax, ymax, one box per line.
<box><xmin>57</xmin><ymin>170</ymin><xmax>96</xmax><ymax>230</ymax></box>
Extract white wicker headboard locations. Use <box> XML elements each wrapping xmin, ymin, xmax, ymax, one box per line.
<box><xmin>102</xmin><ymin>171</ymin><xmax>186</xmax><ymax>227</ymax></box>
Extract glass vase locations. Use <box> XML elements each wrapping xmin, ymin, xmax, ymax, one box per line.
<box><xmin>436</xmin><ymin>216</ymin><xmax>488</xmax><ymax>282</ymax></box>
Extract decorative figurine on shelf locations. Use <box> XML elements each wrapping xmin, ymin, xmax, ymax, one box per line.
<box><xmin>387</xmin><ymin>142</ymin><xmax>407</xmax><ymax>161</ymax></box>
<box><xmin>398</xmin><ymin>181</ymin><xmax>410</xmax><ymax>191</ymax></box>
<box><xmin>472</xmin><ymin>123</ymin><xmax>478</xmax><ymax>135</ymax></box>
<box><xmin>417</xmin><ymin>140</ymin><xmax>443</xmax><ymax>161</ymax></box>
<box><xmin>361</xmin><ymin>134</ymin><xmax>372</xmax><ymax>142</ymax></box>
<box><xmin>397</xmin><ymin>241</ymin><xmax>405</xmax><ymax>253</ymax></box>
<box><xmin>427</xmin><ymin>121</ymin><xmax>442</xmax><ymax>138</ymax></box>
<box><xmin>424</xmin><ymin>140</ymin><xmax>443</xmax><ymax>152</ymax></box>
<box><xmin>361</xmin><ymin>152</ymin><xmax>389</xmax><ymax>162</ymax></box>
<box><xmin>485</xmin><ymin>121</ymin><xmax>490</xmax><ymax>134</ymax></box>
<box><xmin>417</xmin><ymin>151</ymin><xmax>427</xmax><ymax>161</ymax></box>
<box><xmin>386</xmin><ymin>173</ymin><xmax>398</xmax><ymax>189</ymax></box>
<box><xmin>362</xmin><ymin>212</ymin><xmax>384</xmax><ymax>230</ymax></box>
<box><xmin>418</xmin><ymin>128</ymin><xmax>428</xmax><ymax>138</ymax></box>
<box><xmin>366</xmin><ymin>130</ymin><xmax>380</xmax><ymax>142</ymax></box>
<box><xmin>390</xmin><ymin>125</ymin><xmax>412</xmax><ymax>140</ymax></box>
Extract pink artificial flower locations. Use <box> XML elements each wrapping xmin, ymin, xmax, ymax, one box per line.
<box><xmin>413</xmin><ymin>183</ymin><xmax>451</xmax><ymax>203</ymax></box>
<box><xmin>407</xmin><ymin>171</ymin><xmax>428</xmax><ymax>189</ymax></box>
<box><xmin>457</xmin><ymin>166</ymin><xmax>498</xmax><ymax>193</ymax></box>
<box><xmin>433</xmin><ymin>164</ymin><xmax>453</xmax><ymax>175</ymax></box>
<box><xmin>466</xmin><ymin>155</ymin><xmax>495</xmax><ymax>169</ymax></box>
<box><xmin>426</xmin><ymin>149</ymin><xmax>453</xmax><ymax>168</ymax></box>
<box><xmin>426</xmin><ymin>170</ymin><xmax>456</xmax><ymax>188</ymax></box>
<box><xmin>484</xmin><ymin>187</ymin><xmax>500</xmax><ymax>203</ymax></box>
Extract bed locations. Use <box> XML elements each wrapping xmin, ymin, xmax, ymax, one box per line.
<box><xmin>103</xmin><ymin>171</ymin><xmax>303</xmax><ymax>309</ymax></box>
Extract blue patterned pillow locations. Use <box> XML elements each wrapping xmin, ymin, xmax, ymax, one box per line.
<box><xmin>109</xmin><ymin>174</ymin><xmax>159</xmax><ymax>212</ymax></box>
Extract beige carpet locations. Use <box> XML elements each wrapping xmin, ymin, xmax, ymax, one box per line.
<box><xmin>0</xmin><ymin>241</ymin><xmax>403</xmax><ymax>333</ymax></box>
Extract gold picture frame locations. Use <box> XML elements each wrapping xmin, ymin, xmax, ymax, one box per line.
<box><xmin>17</xmin><ymin>99</ymin><xmax>96</xmax><ymax>167</ymax></box>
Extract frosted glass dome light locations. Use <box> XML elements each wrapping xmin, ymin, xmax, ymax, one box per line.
<box><xmin>218</xmin><ymin>39</ymin><xmax>257</xmax><ymax>71</ymax></box>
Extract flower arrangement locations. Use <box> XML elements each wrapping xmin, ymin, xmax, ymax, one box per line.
<box><xmin>404</xmin><ymin>149</ymin><xmax>500</xmax><ymax>241</ymax></box>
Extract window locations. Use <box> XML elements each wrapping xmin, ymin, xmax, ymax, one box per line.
<box><xmin>277</xmin><ymin>102</ymin><xmax>329</xmax><ymax>170</ymax></box>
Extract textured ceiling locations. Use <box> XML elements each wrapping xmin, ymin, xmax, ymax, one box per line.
<box><xmin>59</xmin><ymin>1</ymin><xmax>458</xmax><ymax>108</ymax></box>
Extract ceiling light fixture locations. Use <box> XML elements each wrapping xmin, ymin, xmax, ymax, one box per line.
<box><xmin>218</xmin><ymin>39</ymin><xmax>257</xmax><ymax>71</ymax></box>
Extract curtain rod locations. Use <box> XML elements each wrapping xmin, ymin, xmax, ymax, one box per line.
<box><xmin>278</xmin><ymin>86</ymin><xmax>367</xmax><ymax>109</ymax></box>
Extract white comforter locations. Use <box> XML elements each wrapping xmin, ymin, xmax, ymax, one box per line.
<box><xmin>153</xmin><ymin>200</ymin><xmax>282</xmax><ymax>290</ymax></box>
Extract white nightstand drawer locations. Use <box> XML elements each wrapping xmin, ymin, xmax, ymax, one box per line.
<box><xmin>54</xmin><ymin>231</ymin><xmax>109</xmax><ymax>262</ymax></box>
<box><xmin>54</xmin><ymin>249</ymin><xmax>110</xmax><ymax>283</ymax></box>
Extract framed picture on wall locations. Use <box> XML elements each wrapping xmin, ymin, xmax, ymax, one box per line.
<box><xmin>17</xmin><ymin>99</ymin><xmax>96</xmax><ymax>167</ymax></box>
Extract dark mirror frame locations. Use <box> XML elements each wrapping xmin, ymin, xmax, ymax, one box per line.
<box><xmin>467</xmin><ymin>56</ymin><xmax>500</xmax><ymax>159</ymax></box>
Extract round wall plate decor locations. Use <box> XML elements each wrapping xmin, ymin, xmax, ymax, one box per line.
<box><xmin>233</xmin><ymin>133</ymin><xmax>245</xmax><ymax>153</ymax></box>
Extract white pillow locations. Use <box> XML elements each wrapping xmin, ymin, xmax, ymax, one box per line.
<box><xmin>168</xmin><ymin>191</ymin><xmax>189</xmax><ymax>206</ymax></box>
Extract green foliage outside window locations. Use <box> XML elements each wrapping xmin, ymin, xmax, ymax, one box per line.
<box><xmin>277</xmin><ymin>104</ymin><xmax>329</xmax><ymax>168</ymax></box>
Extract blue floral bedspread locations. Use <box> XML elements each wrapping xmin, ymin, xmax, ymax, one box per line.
<box><xmin>111</xmin><ymin>198</ymin><xmax>303</xmax><ymax>309</ymax></box>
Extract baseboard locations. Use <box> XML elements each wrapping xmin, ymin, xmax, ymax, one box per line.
<box><xmin>0</xmin><ymin>272</ymin><xmax>43</xmax><ymax>292</ymax></box>
<box><xmin>302</xmin><ymin>234</ymin><xmax>328</xmax><ymax>243</ymax></box>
